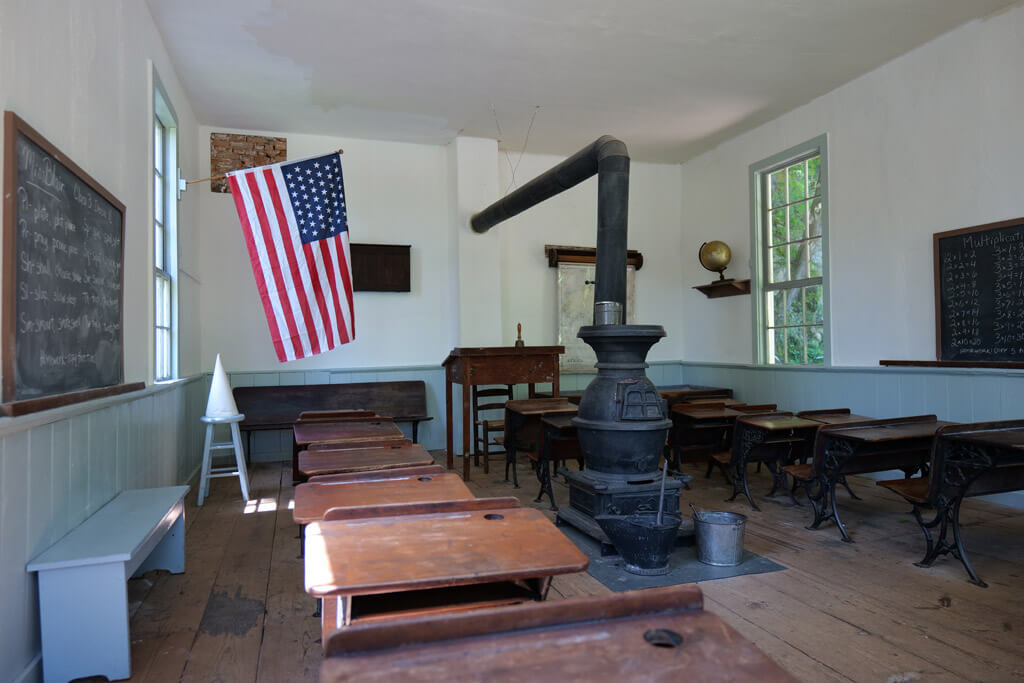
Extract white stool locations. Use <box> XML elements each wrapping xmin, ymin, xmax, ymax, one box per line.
<box><xmin>198</xmin><ymin>414</ymin><xmax>250</xmax><ymax>506</ymax></box>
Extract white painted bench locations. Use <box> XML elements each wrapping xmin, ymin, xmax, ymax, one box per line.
<box><xmin>27</xmin><ymin>486</ymin><xmax>190</xmax><ymax>683</ymax></box>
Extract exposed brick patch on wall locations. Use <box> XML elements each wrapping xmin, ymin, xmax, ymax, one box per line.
<box><xmin>209</xmin><ymin>133</ymin><xmax>287</xmax><ymax>193</ymax></box>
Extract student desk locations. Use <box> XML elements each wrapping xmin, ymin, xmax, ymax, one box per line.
<box><xmin>297</xmin><ymin>443</ymin><xmax>435</xmax><ymax>479</ymax></box>
<box><xmin>726</xmin><ymin>415</ymin><xmax>821</xmax><ymax>509</ymax></box>
<box><xmin>668</xmin><ymin>405</ymin><xmax>744</xmax><ymax>468</ymax></box>
<box><xmin>802</xmin><ymin>411</ymin><xmax>876</xmax><ymax>426</ymax></box>
<box><xmin>320</xmin><ymin>584</ymin><xmax>796</xmax><ymax>682</ymax></box>
<box><xmin>442</xmin><ymin>346</ymin><xmax>564</xmax><ymax>481</ymax></box>
<box><xmin>292</xmin><ymin>473</ymin><xmax>473</xmax><ymax>525</ymax></box>
<box><xmin>305</xmin><ymin>499</ymin><xmax>588</xmax><ymax>629</ymax></box>
<box><xmin>292</xmin><ymin>418</ymin><xmax>406</xmax><ymax>481</ymax></box>
<box><xmin>504</xmin><ymin>398</ymin><xmax>578</xmax><ymax>488</ymax></box>
<box><xmin>811</xmin><ymin>417</ymin><xmax>952</xmax><ymax>542</ymax></box>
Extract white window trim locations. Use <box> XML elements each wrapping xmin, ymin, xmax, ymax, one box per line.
<box><xmin>151</xmin><ymin>66</ymin><xmax>179</xmax><ymax>382</ymax></box>
<box><xmin>749</xmin><ymin>134</ymin><xmax>831</xmax><ymax>366</ymax></box>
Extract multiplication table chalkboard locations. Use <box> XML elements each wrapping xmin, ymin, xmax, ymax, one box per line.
<box><xmin>934</xmin><ymin>217</ymin><xmax>1024</xmax><ymax>363</ymax></box>
<box><xmin>2</xmin><ymin>111</ymin><xmax>143</xmax><ymax>415</ymax></box>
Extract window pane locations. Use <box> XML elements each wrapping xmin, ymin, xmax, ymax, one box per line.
<box><xmin>807</xmin><ymin>326</ymin><xmax>824</xmax><ymax>364</ymax></box>
<box><xmin>789</xmin><ymin>202</ymin><xmax>806</xmax><ymax>241</ymax></box>
<box><xmin>785</xmin><ymin>288</ymin><xmax>804</xmax><ymax>326</ymax></box>
<box><xmin>808</xmin><ymin>198</ymin><xmax>822</xmax><ymax>237</ymax></box>
<box><xmin>773</xmin><ymin>329</ymin><xmax>786</xmax><ymax>364</ymax></box>
<box><xmin>155</xmin><ymin>276</ymin><xmax>164</xmax><ymax>326</ymax></box>
<box><xmin>163</xmin><ymin>281</ymin><xmax>171</xmax><ymax>326</ymax></box>
<box><xmin>805</xmin><ymin>284</ymin><xmax>824</xmax><ymax>324</ymax></box>
<box><xmin>771</xmin><ymin>208</ymin><xmax>787</xmax><ymax>246</ymax></box>
<box><xmin>809</xmin><ymin>237</ymin><xmax>822</xmax><ymax>277</ymax></box>
<box><xmin>789</xmin><ymin>243</ymin><xmax>808</xmax><ymax>280</ymax></box>
<box><xmin>770</xmin><ymin>171</ymin><xmax>786</xmax><ymax>208</ymax></box>
<box><xmin>787</xmin><ymin>327</ymin><xmax>806</xmax><ymax>364</ymax></box>
<box><xmin>787</xmin><ymin>162</ymin><xmax>806</xmax><ymax>202</ymax></box>
<box><xmin>807</xmin><ymin>156</ymin><xmax>820</xmax><ymax>197</ymax></box>
<box><xmin>154</xmin><ymin>173</ymin><xmax>164</xmax><ymax>222</ymax></box>
<box><xmin>770</xmin><ymin>291</ymin><xmax>785</xmax><ymax>327</ymax></box>
<box><xmin>154</xmin><ymin>118</ymin><xmax>164</xmax><ymax>171</ymax></box>
<box><xmin>771</xmin><ymin>246</ymin><xmax>788</xmax><ymax>283</ymax></box>
<box><xmin>155</xmin><ymin>223</ymin><xmax>164</xmax><ymax>270</ymax></box>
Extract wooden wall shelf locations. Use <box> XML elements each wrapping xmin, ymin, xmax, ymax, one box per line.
<box><xmin>544</xmin><ymin>244</ymin><xmax>643</xmax><ymax>270</ymax></box>
<box><xmin>693</xmin><ymin>279</ymin><xmax>750</xmax><ymax>298</ymax></box>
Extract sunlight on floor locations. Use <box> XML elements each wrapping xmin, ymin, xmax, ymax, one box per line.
<box><xmin>243</xmin><ymin>497</ymin><xmax>279</xmax><ymax>514</ymax></box>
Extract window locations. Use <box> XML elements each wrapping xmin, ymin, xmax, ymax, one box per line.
<box><xmin>153</xmin><ymin>74</ymin><xmax>178</xmax><ymax>380</ymax></box>
<box><xmin>750</xmin><ymin>135</ymin><xmax>828</xmax><ymax>365</ymax></box>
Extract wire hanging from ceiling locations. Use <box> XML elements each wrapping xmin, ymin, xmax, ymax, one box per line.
<box><xmin>490</xmin><ymin>104</ymin><xmax>541</xmax><ymax>194</ymax></box>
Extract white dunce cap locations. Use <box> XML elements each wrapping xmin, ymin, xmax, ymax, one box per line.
<box><xmin>205</xmin><ymin>354</ymin><xmax>240</xmax><ymax>418</ymax></box>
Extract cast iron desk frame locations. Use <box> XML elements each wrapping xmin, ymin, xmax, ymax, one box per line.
<box><xmin>910</xmin><ymin>424</ymin><xmax>1024</xmax><ymax>586</ymax></box>
<box><xmin>442</xmin><ymin>346</ymin><xmax>564</xmax><ymax>481</ymax></box>
<box><xmin>810</xmin><ymin>417</ymin><xmax>950</xmax><ymax>542</ymax></box>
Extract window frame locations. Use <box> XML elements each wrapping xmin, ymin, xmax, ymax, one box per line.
<box><xmin>749</xmin><ymin>134</ymin><xmax>830</xmax><ymax>366</ymax></box>
<box><xmin>152</xmin><ymin>68</ymin><xmax>179</xmax><ymax>382</ymax></box>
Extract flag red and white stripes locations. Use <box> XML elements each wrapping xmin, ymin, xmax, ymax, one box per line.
<box><xmin>226</xmin><ymin>152</ymin><xmax>354</xmax><ymax>361</ymax></box>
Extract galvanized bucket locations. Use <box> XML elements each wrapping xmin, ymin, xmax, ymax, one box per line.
<box><xmin>694</xmin><ymin>511</ymin><xmax>747</xmax><ymax>566</ymax></box>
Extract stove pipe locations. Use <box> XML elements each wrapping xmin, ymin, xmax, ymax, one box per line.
<box><xmin>471</xmin><ymin>135</ymin><xmax>629</xmax><ymax>324</ymax></box>
<box><xmin>470</xmin><ymin>136</ymin><xmax>670</xmax><ymax>485</ymax></box>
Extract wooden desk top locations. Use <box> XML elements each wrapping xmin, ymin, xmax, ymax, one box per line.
<box><xmin>541</xmin><ymin>413</ymin><xmax>577</xmax><ymax>431</ymax></box>
<box><xmin>740</xmin><ymin>415</ymin><xmax>820</xmax><ymax>431</ymax></box>
<box><xmin>672</xmin><ymin>405</ymin><xmax>743</xmax><ymax>420</ymax></box>
<box><xmin>825</xmin><ymin>420</ymin><xmax>953</xmax><ymax>443</ymax></box>
<box><xmin>442</xmin><ymin>346</ymin><xmax>564</xmax><ymax>365</ymax></box>
<box><xmin>298</xmin><ymin>444</ymin><xmax>435</xmax><ymax>478</ymax></box>
<box><xmin>804</xmin><ymin>412</ymin><xmax>874</xmax><ymax>425</ymax></box>
<box><xmin>506</xmin><ymin>398</ymin><xmax>577</xmax><ymax>416</ymax></box>
<box><xmin>294</xmin><ymin>419</ymin><xmax>404</xmax><ymax>447</ymax></box>
<box><xmin>683</xmin><ymin>397</ymin><xmax>746</xmax><ymax>407</ymax></box>
<box><xmin>293</xmin><ymin>473</ymin><xmax>472</xmax><ymax>525</ymax></box>
<box><xmin>945</xmin><ymin>427</ymin><xmax>1024</xmax><ymax>450</ymax></box>
<box><xmin>305</xmin><ymin>506</ymin><xmax>588</xmax><ymax>598</ymax></box>
<box><xmin>321</xmin><ymin>585</ymin><xmax>794</xmax><ymax>682</ymax></box>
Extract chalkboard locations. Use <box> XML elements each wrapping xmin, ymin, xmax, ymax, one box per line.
<box><xmin>934</xmin><ymin>217</ymin><xmax>1024</xmax><ymax>363</ymax></box>
<box><xmin>2</xmin><ymin>111</ymin><xmax>142</xmax><ymax>415</ymax></box>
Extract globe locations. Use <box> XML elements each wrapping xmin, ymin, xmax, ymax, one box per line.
<box><xmin>699</xmin><ymin>241</ymin><xmax>732</xmax><ymax>279</ymax></box>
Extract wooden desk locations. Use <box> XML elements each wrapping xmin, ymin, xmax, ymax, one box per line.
<box><xmin>293</xmin><ymin>473</ymin><xmax>473</xmax><ymax>525</ymax></box>
<box><xmin>801</xmin><ymin>411</ymin><xmax>876</xmax><ymax>426</ymax></box>
<box><xmin>668</xmin><ymin>405</ymin><xmax>744</xmax><ymax>468</ymax></box>
<box><xmin>298</xmin><ymin>444</ymin><xmax>435</xmax><ymax>479</ymax></box>
<box><xmin>504</xmin><ymin>398</ymin><xmax>578</xmax><ymax>489</ymax></box>
<box><xmin>442</xmin><ymin>346</ymin><xmax>564</xmax><ymax>481</ymax></box>
<box><xmin>305</xmin><ymin>499</ymin><xmax>588</xmax><ymax>628</ymax></box>
<box><xmin>878</xmin><ymin>421</ymin><xmax>1024</xmax><ymax>586</ymax></box>
<box><xmin>809</xmin><ymin>416</ymin><xmax>952</xmax><ymax>542</ymax></box>
<box><xmin>727</xmin><ymin>415</ymin><xmax>821</xmax><ymax>509</ymax></box>
<box><xmin>292</xmin><ymin>418</ymin><xmax>406</xmax><ymax>481</ymax></box>
<box><xmin>320</xmin><ymin>585</ymin><xmax>796</xmax><ymax>682</ymax></box>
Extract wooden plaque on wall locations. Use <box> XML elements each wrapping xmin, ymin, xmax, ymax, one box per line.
<box><xmin>351</xmin><ymin>243</ymin><xmax>411</xmax><ymax>292</ymax></box>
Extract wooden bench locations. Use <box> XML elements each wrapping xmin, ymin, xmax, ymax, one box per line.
<box><xmin>233</xmin><ymin>381</ymin><xmax>434</xmax><ymax>450</ymax></box>
<box><xmin>27</xmin><ymin>486</ymin><xmax>190</xmax><ymax>683</ymax></box>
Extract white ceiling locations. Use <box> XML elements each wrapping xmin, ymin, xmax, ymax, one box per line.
<box><xmin>147</xmin><ymin>0</ymin><xmax>1015</xmax><ymax>163</ymax></box>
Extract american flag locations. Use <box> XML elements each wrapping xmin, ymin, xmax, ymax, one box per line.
<box><xmin>227</xmin><ymin>152</ymin><xmax>354</xmax><ymax>362</ymax></box>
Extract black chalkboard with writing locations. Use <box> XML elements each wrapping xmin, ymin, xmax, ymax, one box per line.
<box><xmin>934</xmin><ymin>217</ymin><xmax>1024</xmax><ymax>362</ymax></box>
<box><xmin>2</xmin><ymin>112</ymin><xmax>142</xmax><ymax>414</ymax></box>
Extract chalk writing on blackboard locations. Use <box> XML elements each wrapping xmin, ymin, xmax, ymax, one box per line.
<box><xmin>935</xmin><ymin>218</ymin><xmax>1024</xmax><ymax>362</ymax></box>
<box><xmin>3</xmin><ymin>111</ymin><xmax>137</xmax><ymax>412</ymax></box>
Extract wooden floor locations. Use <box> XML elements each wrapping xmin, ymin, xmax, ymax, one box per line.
<box><xmin>110</xmin><ymin>455</ymin><xmax>1024</xmax><ymax>683</ymax></box>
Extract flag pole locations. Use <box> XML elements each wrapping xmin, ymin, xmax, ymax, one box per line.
<box><xmin>186</xmin><ymin>147</ymin><xmax>344</xmax><ymax>186</ymax></box>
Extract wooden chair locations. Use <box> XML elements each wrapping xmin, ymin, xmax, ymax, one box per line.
<box><xmin>472</xmin><ymin>384</ymin><xmax>513</xmax><ymax>473</ymax></box>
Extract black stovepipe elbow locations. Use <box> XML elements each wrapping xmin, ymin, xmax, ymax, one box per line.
<box><xmin>470</xmin><ymin>135</ymin><xmax>630</xmax><ymax>323</ymax></box>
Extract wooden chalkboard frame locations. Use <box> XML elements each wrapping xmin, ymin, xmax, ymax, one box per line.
<box><xmin>932</xmin><ymin>216</ymin><xmax>1024</xmax><ymax>368</ymax></box>
<box><xmin>2</xmin><ymin>111</ymin><xmax>144</xmax><ymax>416</ymax></box>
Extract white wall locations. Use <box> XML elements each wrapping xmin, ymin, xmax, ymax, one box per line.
<box><xmin>197</xmin><ymin>127</ymin><xmax>456</xmax><ymax>372</ymax></box>
<box><xmin>0</xmin><ymin>2</ymin><xmax>205</xmax><ymax>680</ymax></box>
<box><xmin>678</xmin><ymin>6</ymin><xmax>1024</xmax><ymax>367</ymax></box>
<box><xmin>497</xmin><ymin>152</ymin><xmax>685</xmax><ymax>361</ymax></box>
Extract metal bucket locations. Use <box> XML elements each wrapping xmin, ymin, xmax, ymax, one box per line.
<box><xmin>694</xmin><ymin>511</ymin><xmax>747</xmax><ymax>566</ymax></box>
